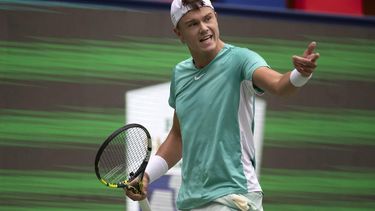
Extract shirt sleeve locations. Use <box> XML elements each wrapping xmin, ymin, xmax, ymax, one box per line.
<box><xmin>240</xmin><ymin>48</ymin><xmax>269</xmax><ymax>94</ymax></box>
<box><xmin>241</xmin><ymin>48</ymin><xmax>269</xmax><ymax>80</ymax></box>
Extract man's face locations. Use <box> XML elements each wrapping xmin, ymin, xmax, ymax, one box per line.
<box><xmin>175</xmin><ymin>7</ymin><xmax>220</xmax><ymax>55</ymax></box>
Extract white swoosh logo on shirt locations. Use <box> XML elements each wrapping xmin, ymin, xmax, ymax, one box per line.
<box><xmin>194</xmin><ymin>73</ymin><xmax>206</xmax><ymax>80</ymax></box>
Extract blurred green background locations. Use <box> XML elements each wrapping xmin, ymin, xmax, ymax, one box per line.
<box><xmin>0</xmin><ymin>0</ymin><xmax>374</xmax><ymax>210</ymax></box>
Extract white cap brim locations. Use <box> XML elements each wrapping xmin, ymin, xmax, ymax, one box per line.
<box><xmin>170</xmin><ymin>0</ymin><xmax>214</xmax><ymax>28</ymax></box>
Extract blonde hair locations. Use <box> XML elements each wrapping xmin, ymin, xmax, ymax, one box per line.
<box><xmin>182</xmin><ymin>0</ymin><xmax>205</xmax><ymax>9</ymax></box>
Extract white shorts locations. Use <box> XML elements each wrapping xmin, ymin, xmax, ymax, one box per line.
<box><xmin>187</xmin><ymin>192</ymin><xmax>264</xmax><ymax>211</ymax></box>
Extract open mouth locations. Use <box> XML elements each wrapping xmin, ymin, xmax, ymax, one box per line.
<box><xmin>199</xmin><ymin>35</ymin><xmax>213</xmax><ymax>42</ymax></box>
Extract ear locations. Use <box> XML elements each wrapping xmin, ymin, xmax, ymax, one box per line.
<box><xmin>174</xmin><ymin>28</ymin><xmax>185</xmax><ymax>44</ymax></box>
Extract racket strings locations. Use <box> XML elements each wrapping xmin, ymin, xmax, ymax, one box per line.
<box><xmin>99</xmin><ymin>127</ymin><xmax>148</xmax><ymax>184</ymax></box>
<box><xmin>124</xmin><ymin>128</ymin><xmax>148</xmax><ymax>175</ymax></box>
<box><xmin>100</xmin><ymin>137</ymin><xmax>127</xmax><ymax>182</ymax></box>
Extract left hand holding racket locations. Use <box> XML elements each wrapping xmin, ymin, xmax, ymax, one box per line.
<box><xmin>125</xmin><ymin>172</ymin><xmax>150</xmax><ymax>201</ymax></box>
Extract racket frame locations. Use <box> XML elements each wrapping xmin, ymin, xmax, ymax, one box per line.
<box><xmin>94</xmin><ymin>123</ymin><xmax>152</xmax><ymax>189</ymax></box>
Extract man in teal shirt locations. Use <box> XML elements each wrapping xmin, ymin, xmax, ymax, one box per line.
<box><xmin>126</xmin><ymin>0</ymin><xmax>320</xmax><ymax>210</ymax></box>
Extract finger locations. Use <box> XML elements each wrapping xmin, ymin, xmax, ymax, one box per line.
<box><xmin>292</xmin><ymin>56</ymin><xmax>316</xmax><ymax>76</ymax></box>
<box><xmin>124</xmin><ymin>175</ymin><xmax>150</xmax><ymax>200</ymax></box>
<box><xmin>294</xmin><ymin>67</ymin><xmax>313</xmax><ymax>77</ymax></box>
<box><xmin>299</xmin><ymin>62</ymin><xmax>317</xmax><ymax>70</ymax></box>
<box><xmin>303</xmin><ymin>41</ymin><xmax>316</xmax><ymax>58</ymax></box>
<box><xmin>301</xmin><ymin>67</ymin><xmax>314</xmax><ymax>75</ymax></box>
<box><xmin>140</xmin><ymin>181</ymin><xmax>148</xmax><ymax>195</ymax></box>
<box><xmin>128</xmin><ymin>184</ymin><xmax>141</xmax><ymax>194</ymax></box>
<box><xmin>294</xmin><ymin>60</ymin><xmax>317</xmax><ymax>69</ymax></box>
<box><xmin>310</xmin><ymin>52</ymin><xmax>320</xmax><ymax>62</ymax></box>
<box><xmin>295</xmin><ymin>66</ymin><xmax>312</xmax><ymax>76</ymax></box>
<box><xmin>124</xmin><ymin>180</ymin><xmax>144</xmax><ymax>198</ymax></box>
<box><xmin>138</xmin><ymin>174</ymin><xmax>150</xmax><ymax>196</ymax></box>
<box><xmin>293</xmin><ymin>55</ymin><xmax>310</xmax><ymax>62</ymax></box>
<box><xmin>292</xmin><ymin>55</ymin><xmax>317</xmax><ymax>68</ymax></box>
<box><xmin>124</xmin><ymin>186</ymin><xmax>146</xmax><ymax>201</ymax></box>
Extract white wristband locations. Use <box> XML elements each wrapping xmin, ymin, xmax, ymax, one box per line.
<box><xmin>145</xmin><ymin>155</ymin><xmax>168</xmax><ymax>184</ymax></box>
<box><xmin>290</xmin><ymin>69</ymin><xmax>312</xmax><ymax>87</ymax></box>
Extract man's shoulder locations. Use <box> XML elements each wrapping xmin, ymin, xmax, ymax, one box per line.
<box><xmin>227</xmin><ymin>44</ymin><xmax>256</xmax><ymax>55</ymax></box>
<box><xmin>222</xmin><ymin>44</ymin><xmax>256</xmax><ymax>63</ymax></box>
<box><xmin>174</xmin><ymin>57</ymin><xmax>193</xmax><ymax>70</ymax></box>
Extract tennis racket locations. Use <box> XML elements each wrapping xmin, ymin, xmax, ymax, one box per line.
<box><xmin>94</xmin><ymin>123</ymin><xmax>152</xmax><ymax>211</ymax></box>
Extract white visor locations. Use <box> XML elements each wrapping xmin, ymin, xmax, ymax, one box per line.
<box><xmin>170</xmin><ymin>0</ymin><xmax>214</xmax><ymax>28</ymax></box>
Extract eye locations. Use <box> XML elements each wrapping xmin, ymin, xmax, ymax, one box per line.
<box><xmin>188</xmin><ymin>22</ymin><xmax>198</xmax><ymax>27</ymax></box>
<box><xmin>204</xmin><ymin>15</ymin><xmax>212</xmax><ymax>22</ymax></box>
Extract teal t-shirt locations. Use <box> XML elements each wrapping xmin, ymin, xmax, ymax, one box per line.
<box><xmin>169</xmin><ymin>44</ymin><xmax>269</xmax><ymax>210</ymax></box>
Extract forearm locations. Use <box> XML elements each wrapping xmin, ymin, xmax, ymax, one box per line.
<box><xmin>254</xmin><ymin>67</ymin><xmax>312</xmax><ymax>97</ymax></box>
<box><xmin>144</xmin><ymin>132</ymin><xmax>182</xmax><ymax>184</ymax></box>
<box><xmin>273</xmin><ymin>71</ymin><xmax>299</xmax><ymax>97</ymax></box>
<box><xmin>278</xmin><ymin>68</ymin><xmax>314</xmax><ymax>96</ymax></box>
<box><xmin>156</xmin><ymin>130</ymin><xmax>182</xmax><ymax>169</ymax></box>
<box><xmin>157</xmin><ymin>111</ymin><xmax>182</xmax><ymax>168</ymax></box>
<box><xmin>145</xmin><ymin>111</ymin><xmax>182</xmax><ymax>183</ymax></box>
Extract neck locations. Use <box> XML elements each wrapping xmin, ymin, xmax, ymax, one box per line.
<box><xmin>191</xmin><ymin>40</ymin><xmax>225</xmax><ymax>69</ymax></box>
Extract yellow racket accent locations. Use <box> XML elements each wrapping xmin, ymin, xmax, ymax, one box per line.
<box><xmin>108</xmin><ymin>183</ymin><xmax>118</xmax><ymax>188</ymax></box>
<box><xmin>100</xmin><ymin>179</ymin><xmax>108</xmax><ymax>186</ymax></box>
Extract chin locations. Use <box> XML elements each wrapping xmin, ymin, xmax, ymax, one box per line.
<box><xmin>201</xmin><ymin>45</ymin><xmax>215</xmax><ymax>52</ymax></box>
<box><xmin>199</xmin><ymin>42</ymin><xmax>217</xmax><ymax>53</ymax></box>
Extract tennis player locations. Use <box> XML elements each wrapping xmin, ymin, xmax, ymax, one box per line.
<box><xmin>126</xmin><ymin>0</ymin><xmax>319</xmax><ymax>210</ymax></box>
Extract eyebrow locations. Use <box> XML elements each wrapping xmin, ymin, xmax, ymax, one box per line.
<box><xmin>183</xmin><ymin>12</ymin><xmax>213</xmax><ymax>26</ymax></box>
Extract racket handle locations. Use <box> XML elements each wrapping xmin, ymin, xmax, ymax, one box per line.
<box><xmin>139</xmin><ymin>198</ymin><xmax>151</xmax><ymax>211</ymax></box>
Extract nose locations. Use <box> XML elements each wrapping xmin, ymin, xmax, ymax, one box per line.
<box><xmin>199</xmin><ymin>22</ymin><xmax>209</xmax><ymax>34</ymax></box>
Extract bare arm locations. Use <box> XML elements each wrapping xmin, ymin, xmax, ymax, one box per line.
<box><xmin>125</xmin><ymin>111</ymin><xmax>182</xmax><ymax>201</ymax></box>
<box><xmin>156</xmin><ymin>111</ymin><xmax>183</xmax><ymax>168</ymax></box>
<box><xmin>253</xmin><ymin>42</ymin><xmax>320</xmax><ymax>96</ymax></box>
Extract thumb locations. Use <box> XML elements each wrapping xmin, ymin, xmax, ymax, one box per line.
<box><xmin>140</xmin><ymin>174</ymin><xmax>150</xmax><ymax>195</ymax></box>
<box><xmin>303</xmin><ymin>41</ymin><xmax>317</xmax><ymax>58</ymax></box>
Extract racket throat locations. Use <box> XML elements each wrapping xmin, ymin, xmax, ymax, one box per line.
<box><xmin>129</xmin><ymin>161</ymin><xmax>148</xmax><ymax>181</ymax></box>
